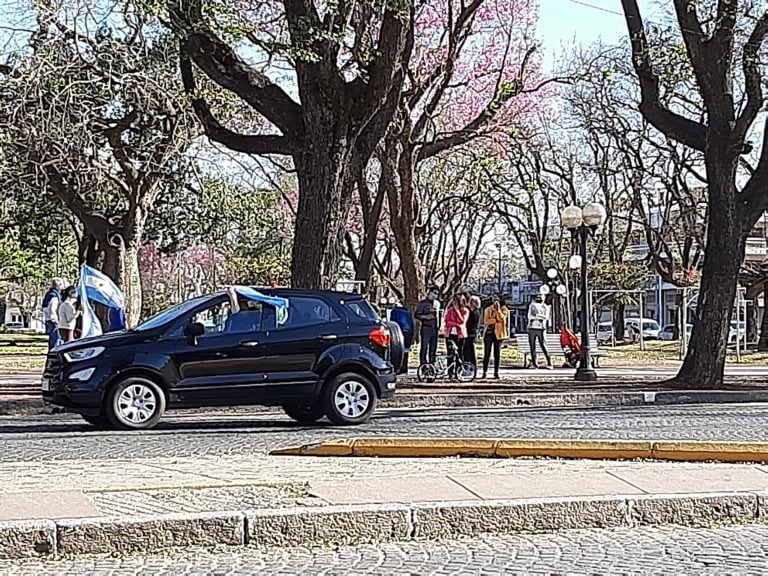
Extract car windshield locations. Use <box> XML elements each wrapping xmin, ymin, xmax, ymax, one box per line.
<box><xmin>135</xmin><ymin>296</ymin><xmax>210</xmax><ymax>332</ymax></box>
<box><xmin>341</xmin><ymin>298</ymin><xmax>379</xmax><ymax>323</ymax></box>
<box><xmin>643</xmin><ymin>321</ymin><xmax>660</xmax><ymax>330</ymax></box>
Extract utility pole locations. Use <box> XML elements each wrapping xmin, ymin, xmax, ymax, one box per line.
<box><xmin>496</xmin><ymin>243</ymin><xmax>503</xmax><ymax>293</ymax></box>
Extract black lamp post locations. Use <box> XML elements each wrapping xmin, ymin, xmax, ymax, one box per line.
<box><xmin>561</xmin><ymin>203</ymin><xmax>607</xmax><ymax>382</ymax></box>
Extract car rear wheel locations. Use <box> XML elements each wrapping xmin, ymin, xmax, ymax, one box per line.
<box><xmin>105</xmin><ymin>377</ymin><xmax>166</xmax><ymax>431</ymax></box>
<box><xmin>81</xmin><ymin>413</ymin><xmax>111</xmax><ymax>430</ymax></box>
<box><xmin>283</xmin><ymin>403</ymin><xmax>325</xmax><ymax>423</ymax></box>
<box><xmin>323</xmin><ymin>373</ymin><xmax>377</xmax><ymax>426</ymax></box>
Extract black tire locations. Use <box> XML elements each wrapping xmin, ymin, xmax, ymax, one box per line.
<box><xmin>386</xmin><ymin>321</ymin><xmax>406</xmax><ymax>373</ymax></box>
<box><xmin>283</xmin><ymin>403</ymin><xmax>325</xmax><ymax>423</ymax></box>
<box><xmin>417</xmin><ymin>363</ymin><xmax>437</xmax><ymax>383</ymax></box>
<box><xmin>456</xmin><ymin>362</ymin><xmax>476</xmax><ymax>382</ymax></box>
<box><xmin>322</xmin><ymin>372</ymin><xmax>378</xmax><ymax>426</ymax></box>
<box><xmin>105</xmin><ymin>376</ymin><xmax>166</xmax><ymax>431</ymax></box>
<box><xmin>81</xmin><ymin>413</ymin><xmax>112</xmax><ymax>430</ymax></box>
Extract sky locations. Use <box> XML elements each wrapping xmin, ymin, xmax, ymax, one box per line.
<box><xmin>538</xmin><ymin>0</ymin><xmax>660</xmax><ymax>70</ymax></box>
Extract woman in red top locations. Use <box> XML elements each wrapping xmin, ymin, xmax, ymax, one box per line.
<box><xmin>444</xmin><ymin>294</ymin><xmax>470</xmax><ymax>378</ymax></box>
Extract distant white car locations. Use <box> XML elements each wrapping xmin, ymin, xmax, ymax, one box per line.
<box><xmin>596</xmin><ymin>322</ymin><xmax>613</xmax><ymax>344</ymax></box>
<box><xmin>660</xmin><ymin>324</ymin><xmax>692</xmax><ymax>341</ymax></box>
<box><xmin>625</xmin><ymin>318</ymin><xmax>661</xmax><ymax>340</ymax></box>
<box><xmin>3</xmin><ymin>322</ymin><xmax>24</xmax><ymax>331</ymax></box>
<box><xmin>729</xmin><ymin>321</ymin><xmax>747</xmax><ymax>345</ymax></box>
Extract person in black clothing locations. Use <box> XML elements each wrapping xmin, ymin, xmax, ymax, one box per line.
<box><xmin>415</xmin><ymin>289</ymin><xmax>439</xmax><ymax>365</ymax></box>
<box><xmin>463</xmin><ymin>295</ymin><xmax>481</xmax><ymax>368</ymax></box>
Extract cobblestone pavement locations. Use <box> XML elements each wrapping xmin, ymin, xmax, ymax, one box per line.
<box><xmin>2</xmin><ymin>403</ymin><xmax>768</xmax><ymax>462</ymax></box>
<box><xmin>4</xmin><ymin>524</ymin><xmax>768</xmax><ymax>575</ymax></box>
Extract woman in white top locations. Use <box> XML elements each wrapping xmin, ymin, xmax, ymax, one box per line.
<box><xmin>58</xmin><ymin>286</ymin><xmax>81</xmax><ymax>342</ymax></box>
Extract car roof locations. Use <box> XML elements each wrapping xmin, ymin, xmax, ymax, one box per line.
<box><xmin>249</xmin><ymin>287</ymin><xmax>366</xmax><ymax>301</ymax></box>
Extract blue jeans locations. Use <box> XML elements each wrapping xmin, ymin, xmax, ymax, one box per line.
<box><xmin>420</xmin><ymin>326</ymin><xmax>438</xmax><ymax>365</ymax></box>
<box><xmin>46</xmin><ymin>321</ymin><xmax>61</xmax><ymax>350</ymax></box>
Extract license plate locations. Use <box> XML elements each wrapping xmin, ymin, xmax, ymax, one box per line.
<box><xmin>41</xmin><ymin>378</ymin><xmax>51</xmax><ymax>391</ymax></box>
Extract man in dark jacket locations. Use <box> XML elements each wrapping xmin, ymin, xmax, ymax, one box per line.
<box><xmin>415</xmin><ymin>289</ymin><xmax>439</xmax><ymax>365</ymax></box>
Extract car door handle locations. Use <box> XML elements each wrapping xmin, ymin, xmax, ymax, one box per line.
<box><xmin>319</xmin><ymin>334</ymin><xmax>337</xmax><ymax>340</ymax></box>
<box><xmin>240</xmin><ymin>341</ymin><xmax>259</xmax><ymax>347</ymax></box>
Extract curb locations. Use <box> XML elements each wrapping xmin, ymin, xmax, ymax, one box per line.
<box><xmin>5</xmin><ymin>389</ymin><xmax>768</xmax><ymax>416</ymax></box>
<box><xmin>270</xmin><ymin>438</ymin><xmax>768</xmax><ymax>463</ymax></box>
<box><xmin>1</xmin><ymin>492</ymin><xmax>765</xmax><ymax>559</ymax></box>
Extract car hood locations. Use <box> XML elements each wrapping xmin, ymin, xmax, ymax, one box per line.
<box><xmin>53</xmin><ymin>330</ymin><xmax>147</xmax><ymax>353</ymax></box>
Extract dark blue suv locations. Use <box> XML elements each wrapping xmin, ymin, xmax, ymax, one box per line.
<box><xmin>42</xmin><ymin>289</ymin><xmax>403</xmax><ymax>430</ymax></box>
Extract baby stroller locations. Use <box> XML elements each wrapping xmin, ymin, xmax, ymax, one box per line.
<box><xmin>559</xmin><ymin>327</ymin><xmax>582</xmax><ymax>368</ymax></box>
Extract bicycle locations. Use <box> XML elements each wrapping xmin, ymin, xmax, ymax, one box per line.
<box><xmin>417</xmin><ymin>340</ymin><xmax>476</xmax><ymax>383</ymax></box>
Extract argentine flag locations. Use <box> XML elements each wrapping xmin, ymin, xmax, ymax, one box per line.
<box><xmin>232</xmin><ymin>286</ymin><xmax>289</xmax><ymax>325</ymax></box>
<box><xmin>81</xmin><ymin>265</ymin><xmax>125</xmax><ymax>310</ymax></box>
<box><xmin>77</xmin><ymin>265</ymin><xmax>126</xmax><ymax>338</ymax></box>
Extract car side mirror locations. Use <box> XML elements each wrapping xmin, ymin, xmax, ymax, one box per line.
<box><xmin>185</xmin><ymin>322</ymin><xmax>205</xmax><ymax>345</ymax></box>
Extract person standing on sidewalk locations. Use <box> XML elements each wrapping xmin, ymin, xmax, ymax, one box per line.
<box><xmin>463</xmin><ymin>295</ymin><xmax>481</xmax><ymax>369</ymax></box>
<box><xmin>42</xmin><ymin>277</ymin><xmax>64</xmax><ymax>350</ymax></box>
<box><xmin>482</xmin><ymin>295</ymin><xmax>508</xmax><ymax>379</ymax></box>
<box><xmin>57</xmin><ymin>286</ymin><xmax>81</xmax><ymax>343</ymax></box>
<box><xmin>415</xmin><ymin>289</ymin><xmax>440</xmax><ymax>365</ymax></box>
<box><xmin>443</xmin><ymin>294</ymin><xmax>469</xmax><ymax>378</ymax></box>
<box><xmin>527</xmin><ymin>294</ymin><xmax>553</xmax><ymax>369</ymax></box>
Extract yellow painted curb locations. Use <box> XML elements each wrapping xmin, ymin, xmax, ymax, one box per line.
<box><xmin>268</xmin><ymin>438</ymin><xmax>768</xmax><ymax>463</ymax></box>
<box><xmin>652</xmin><ymin>441</ymin><xmax>768</xmax><ymax>463</ymax></box>
<box><xmin>352</xmin><ymin>438</ymin><xmax>498</xmax><ymax>458</ymax></box>
<box><xmin>269</xmin><ymin>439</ymin><xmax>355</xmax><ymax>456</ymax></box>
<box><xmin>495</xmin><ymin>439</ymin><xmax>652</xmax><ymax>460</ymax></box>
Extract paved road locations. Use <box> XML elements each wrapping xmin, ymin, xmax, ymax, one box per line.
<box><xmin>5</xmin><ymin>524</ymin><xmax>768</xmax><ymax>574</ymax></box>
<box><xmin>3</xmin><ymin>403</ymin><xmax>768</xmax><ymax>462</ymax></box>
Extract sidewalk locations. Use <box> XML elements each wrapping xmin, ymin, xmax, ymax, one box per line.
<box><xmin>3</xmin><ymin>452</ymin><xmax>768</xmax><ymax>558</ymax></box>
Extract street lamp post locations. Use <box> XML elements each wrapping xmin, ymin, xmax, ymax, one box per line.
<box><xmin>560</xmin><ymin>202</ymin><xmax>607</xmax><ymax>382</ymax></box>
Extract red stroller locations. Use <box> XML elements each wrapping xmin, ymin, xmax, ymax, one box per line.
<box><xmin>559</xmin><ymin>327</ymin><xmax>582</xmax><ymax>368</ymax></box>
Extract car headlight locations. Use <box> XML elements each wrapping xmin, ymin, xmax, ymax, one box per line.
<box><xmin>63</xmin><ymin>347</ymin><xmax>105</xmax><ymax>363</ymax></box>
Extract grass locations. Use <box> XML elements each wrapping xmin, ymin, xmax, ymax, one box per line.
<box><xmin>0</xmin><ymin>356</ymin><xmax>44</xmax><ymax>372</ymax></box>
<box><xmin>0</xmin><ymin>345</ymin><xmax>47</xmax><ymax>356</ymax></box>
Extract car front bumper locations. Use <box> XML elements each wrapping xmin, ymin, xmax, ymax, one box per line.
<box><xmin>41</xmin><ymin>353</ymin><xmax>107</xmax><ymax>415</ymax></box>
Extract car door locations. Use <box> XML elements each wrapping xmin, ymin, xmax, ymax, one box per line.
<box><xmin>169</xmin><ymin>297</ymin><xmax>270</xmax><ymax>405</ymax></box>
<box><xmin>262</xmin><ymin>296</ymin><xmax>345</xmax><ymax>398</ymax></box>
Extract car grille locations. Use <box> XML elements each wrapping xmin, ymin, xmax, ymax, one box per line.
<box><xmin>43</xmin><ymin>352</ymin><xmax>62</xmax><ymax>379</ymax></box>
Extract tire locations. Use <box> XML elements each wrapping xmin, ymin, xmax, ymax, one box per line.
<box><xmin>105</xmin><ymin>376</ymin><xmax>166</xmax><ymax>431</ymax></box>
<box><xmin>283</xmin><ymin>403</ymin><xmax>325</xmax><ymax>423</ymax></box>
<box><xmin>322</xmin><ymin>372</ymin><xmax>378</xmax><ymax>426</ymax></box>
<box><xmin>417</xmin><ymin>363</ymin><xmax>437</xmax><ymax>383</ymax></box>
<box><xmin>81</xmin><ymin>413</ymin><xmax>112</xmax><ymax>430</ymax></box>
<box><xmin>456</xmin><ymin>362</ymin><xmax>476</xmax><ymax>382</ymax></box>
<box><xmin>386</xmin><ymin>321</ymin><xmax>406</xmax><ymax>373</ymax></box>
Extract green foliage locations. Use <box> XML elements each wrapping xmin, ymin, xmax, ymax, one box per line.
<box><xmin>588</xmin><ymin>261</ymin><xmax>653</xmax><ymax>304</ymax></box>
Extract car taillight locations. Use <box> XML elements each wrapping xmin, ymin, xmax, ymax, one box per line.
<box><xmin>369</xmin><ymin>326</ymin><xmax>391</xmax><ymax>347</ymax></box>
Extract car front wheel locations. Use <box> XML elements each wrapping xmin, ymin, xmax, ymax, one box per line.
<box><xmin>323</xmin><ymin>373</ymin><xmax>377</xmax><ymax>426</ymax></box>
<box><xmin>283</xmin><ymin>403</ymin><xmax>325</xmax><ymax>423</ymax></box>
<box><xmin>105</xmin><ymin>377</ymin><xmax>166</xmax><ymax>430</ymax></box>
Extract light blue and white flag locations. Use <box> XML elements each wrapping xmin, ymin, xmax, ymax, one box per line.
<box><xmin>233</xmin><ymin>286</ymin><xmax>289</xmax><ymax>325</ymax></box>
<box><xmin>81</xmin><ymin>265</ymin><xmax>125</xmax><ymax>310</ymax></box>
<box><xmin>78</xmin><ymin>268</ymin><xmax>103</xmax><ymax>339</ymax></box>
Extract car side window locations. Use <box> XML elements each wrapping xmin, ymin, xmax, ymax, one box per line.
<box><xmin>193</xmin><ymin>301</ymin><xmax>232</xmax><ymax>336</ymax></box>
<box><xmin>191</xmin><ymin>300</ymin><xmax>264</xmax><ymax>336</ymax></box>
<box><xmin>277</xmin><ymin>297</ymin><xmax>338</xmax><ymax>330</ymax></box>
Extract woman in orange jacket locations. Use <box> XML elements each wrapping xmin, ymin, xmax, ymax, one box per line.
<box><xmin>482</xmin><ymin>295</ymin><xmax>508</xmax><ymax>379</ymax></box>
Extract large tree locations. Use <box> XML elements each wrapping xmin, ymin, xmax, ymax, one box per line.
<box><xmin>0</xmin><ymin>1</ymin><xmax>196</xmax><ymax>324</ymax></box>
<box><xmin>620</xmin><ymin>0</ymin><xmax>768</xmax><ymax>388</ymax></box>
<box><xmin>157</xmin><ymin>0</ymin><xmax>413</xmax><ymax>289</ymax></box>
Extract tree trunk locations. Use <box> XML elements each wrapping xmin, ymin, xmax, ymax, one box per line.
<box><xmin>613</xmin><ymin>302</ymin><xmax>626</xmax><ymax>341</ymax></box>
<box><xmin>672</xmin><ymin>170</ymin><xmax>746</xmax><ymax>389</ymax></box>
<box><xmin>759</xmin><ymin>282</ymin><xmax>768</xmax><ymax>351</ymax></box>
<box><xmin>384</xmin><ymin>132</ymin><xmax>422</xmax><ymax>310</ymax></box>
<box><xmin>291</xmin><ymin>143</ymin><xmax>352</xmax><ymax>289</ymax></box>
<box><xmin>355</xmin><ymin>183</ymin><xmax>386</xmax><ymax>285</ymax></box>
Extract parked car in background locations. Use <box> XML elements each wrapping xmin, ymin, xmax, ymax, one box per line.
<box><xmin>42</xmin><ymin>289</ymin><xmax>402</xmax><ymax>431</ymax></box>
<box><xmin>624</xmin><ymin>318</ymin><xmax>661</xmax><ymax>340</ymax></box>
<box><xmin>596</xmin><ymin>322</ymin><xmax>613</xmax><ymax>344</ymax></box>
<box><xmin>660</xmin><ymin>324</ymin><xmax>693</xmax><ymax>341</ymax></box>
<box><xmin>729</xmin><ymin>321</ymin><xmax>747</xmax><ymax>345</ymax></box>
